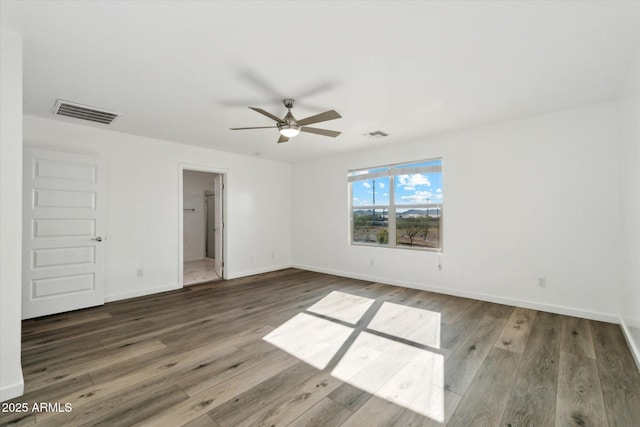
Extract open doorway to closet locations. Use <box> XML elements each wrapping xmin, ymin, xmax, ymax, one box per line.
<box><xmin>181</xmin><ymin>169</ymin><xmax>224</xmax><ymax>286</ymax></box>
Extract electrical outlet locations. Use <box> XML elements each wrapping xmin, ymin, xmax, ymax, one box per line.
<box><xmin>537</xmin><ymin>277</ymin><xmax>547</xmax><ymax>288</ymax></box>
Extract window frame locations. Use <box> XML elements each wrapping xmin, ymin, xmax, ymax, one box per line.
<box><xmin>348</xmin><ymin>158</ymin><xmax>443</xmax><ymax>252</ymax></box>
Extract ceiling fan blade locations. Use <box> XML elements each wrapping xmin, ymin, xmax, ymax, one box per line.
<box><xmin>229</xmin><ymin>126</ymin><xmax>276</xmax><ymax>130</ymax></box>
<box><xmin>239</xmin><ymin>69</ymin><xmax>283</xmax><ymax>100</ymax></box>
<box><xmin>297</xmin><ymin>110</ymin><xmax>341</xmax><ymax>126</ymax></box>
<box><xmin>295</xmin><ymin>81</ymin><xmax>337</xmax><ymax>100</ymax></box>
<box><xmin>249</xmin><ymin>107</ymin><xmax>283</xmax><ymax>123</ymax></box>
<box><xmin>277</xmin><ymin>135</ymin><xmax>289</xmax><ymax>144</ymax></box>
<box><xmin>300</xmin><ymin>127</ymin><xmax>341</xmax><ymax>138</ymax></box>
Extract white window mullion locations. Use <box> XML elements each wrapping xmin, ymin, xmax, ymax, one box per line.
<box><xmin>389</xmin><ymin>175</ymin><xmax>396</xmax><ymax>246</ymax></box>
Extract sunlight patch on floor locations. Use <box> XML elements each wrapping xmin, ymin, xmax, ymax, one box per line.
<box><xmin>263</xmin><ymin>290</ymin><xmax>445</xmax><ymax>421</ymax></box>
<box><xmin>306</xmin><ymin>290</ymin><xmax>374</xmax><ymax>324</ymax></box>
<box><xmin>333</xmin><ymin>332</ymin><xmax>445</xmax><ymax>422</ymax></box>
<box><xmin>368</xmin><ymin>301</ymin><xmax>441</xmax><ymax>348</ymax></box>
<box><xmin>263</xmin><ymin>312</ymin><xmax>353</xmax><ymax>369</ymax></box>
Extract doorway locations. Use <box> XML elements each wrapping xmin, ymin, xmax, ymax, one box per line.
<box><xmin>181</xmin><ymin>169</ymin><xmax>224</xmax><ymax>286</ymax></box>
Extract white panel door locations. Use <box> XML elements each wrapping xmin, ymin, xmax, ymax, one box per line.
<box><xmin>22</xmin><ymin>148</ymin><xmax>106</xmax><ymax>319</ymax></box>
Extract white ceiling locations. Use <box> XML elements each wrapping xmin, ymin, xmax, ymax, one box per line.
<box><xmin>2</xmin><ymin>1</ymin><xmax>639</xmax><ymax>163</ymax></box>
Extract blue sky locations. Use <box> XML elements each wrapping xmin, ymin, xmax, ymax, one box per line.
<box><xmin>351</xmin><ymin>160</ymin><xmax>443</xmax><ymax>207</ymax></box>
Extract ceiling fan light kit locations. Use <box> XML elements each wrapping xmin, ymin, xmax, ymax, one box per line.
<box><xmin>277</xmin><ymin>123</ymin><xmax>301</xmax><ymax>138</ymax></box>
<box><xmin>230</xmin><ymin>98</ymin><xmax>341</xmax><ymax>144</ymax></box>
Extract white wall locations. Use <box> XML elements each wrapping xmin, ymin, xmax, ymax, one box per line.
<box><xmin>24</xmin><ymin>115</ymin><xmax>292</xmax><ymax>301</ymax></box>
<box><xmin>293</xmin><ymin>102</ymin><xmax>620</xmax><ymax>321</ymax></box>
<box><xmin>618</xmin><ymin>44</ymin><xmax>640</xmax><ymax>369</ymax></box>
<box><xmin>0</xmin><ymin>28</ymin><xmax>24</xmax><ymax>402</ymax></box>
<box><xmin>183</xmin><ymin>170</ymin><xmax>216</xmax><ymax>262</ymax></box>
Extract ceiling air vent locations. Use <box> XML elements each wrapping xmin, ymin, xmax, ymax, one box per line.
<box><xmin>53</xmin><ymin>100</ymin><xmax>121</xmax><ymax>125</ymax></box>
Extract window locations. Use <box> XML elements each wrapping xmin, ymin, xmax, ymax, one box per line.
<box><xmin>349</xmin><ymin>158</ymin><xmax>443</xmax><ymax>250</ymax></box>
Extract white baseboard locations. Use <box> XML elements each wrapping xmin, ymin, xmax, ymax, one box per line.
<box><xmin>104</xmin><ymin>283</ymin><xmax>181</xmax><ymax>303</ymax></box>
<box><xmin>0</xmin><ymin>379</ymin><xmax>24</xmax><ymax>403</ymax></box>
<box><xmin>104</xmin><ymin>264</ymin><xmax>620</xmax><ymax>324</ymax></box>
<box><xmin>226</xmin><ymin>264</ymin><xmax>294</xmax><ymax>280</ymax></box>
<box><xmin>104</xmin><ymin>265</ymin><xmax>295</xmax><ymax>302</ymax></box>
<box><xmin>620</xmin><ymin>318</ymin><xmax>640</xmax><ymax>373</ymax></box>
<box><xmin>292</xmin><ymin>263</ymin><xmax>619</xmax><ymax>323</ymax></box>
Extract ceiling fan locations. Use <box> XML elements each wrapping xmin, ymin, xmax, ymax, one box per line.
<box><xmin>230</xmin><ymin>99</ymin><xmax>341</xmax><ymax>143</ymax></box>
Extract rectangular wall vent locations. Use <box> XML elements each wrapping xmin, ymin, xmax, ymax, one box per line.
<box><xmin>53</xmin><ymin>100</ymin><xmax>120</xmax><ymax>125</ymax></box>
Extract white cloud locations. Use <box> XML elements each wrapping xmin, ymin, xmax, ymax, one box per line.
<box><xmin>401</xmin><ymin>190</ymin><xmax>434</xmax><ymax>204</ymax></box>
<box><xmin>436</xmin><ymin>188</ymin><xmax>442</xmax><ymax>193</ymax></box>
<box><xmin>379</xmin><ymin>182</ymin><xmax>385</xmax><ymax>189</ymax></box>
<box><xmin>362</xmin><ymin>182</ymin><xmax>371</xmax><ymax>188</ymax></box>
<box><xmin>352</xmin><ymin>197</ymin><xmax>367</xmax><ymax>206</ymax></box>
<box><xmin>397</xmin><ymin>174</ymin><xmax>431</xmax><ymax>190</ymax></box>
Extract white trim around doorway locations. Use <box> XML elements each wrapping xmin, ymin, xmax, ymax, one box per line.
<box><xmin>178</xmin><ymin>164</ymin><xmax>228</xmax><ymax>287</ymax></box>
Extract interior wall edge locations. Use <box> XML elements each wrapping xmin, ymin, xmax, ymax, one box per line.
<box><xmin>0</xmin><ymin>26</ymin><xmax>24</xmax><ymax>403</ymax></box>
<box><xmin>292</xmin><ymin>263</ymin><xmax>620</xmax><ymax>324</ymax></box>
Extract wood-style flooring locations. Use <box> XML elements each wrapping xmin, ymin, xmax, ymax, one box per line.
<box><xmin>2</xmin><ymin>268</ymin><xmax>639</xmax><ymax>426</ymax></box>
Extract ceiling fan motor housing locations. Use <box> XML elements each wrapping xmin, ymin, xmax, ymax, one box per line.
<box><xmin>283</xmin><ymin>98</ymin><xmax>295</xmax><ymax>109</ymax></box>
<box><xmin>279</xmin><ymin>99</ymin><xmax>300</xmax><ymax>135</ymax></box>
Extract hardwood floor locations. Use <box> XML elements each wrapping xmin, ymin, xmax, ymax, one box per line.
<box><xmin>1</xmin><ymin>268</ymin><xmax>639</xmax><ymax>426</ymax></box>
